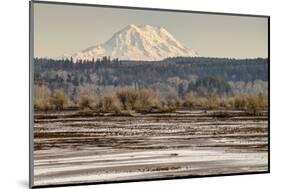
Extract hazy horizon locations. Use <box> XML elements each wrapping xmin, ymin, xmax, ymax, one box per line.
<box><xmin>33</xmin><ymin>3</ymin><xmax>268</xmax><ymax>59</ymax></box>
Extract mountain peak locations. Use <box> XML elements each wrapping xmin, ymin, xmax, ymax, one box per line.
<box><xmin>66</xmin><ymin>24</ymin><xmax>198</xmax><ymax>62</ymax></box>
<box><xmin>125</xmin><ymin>24</ymin><xmax>138</xmax><ymax>29</ymax></box>
<box><xmin>139</xmin><ymin>24</ymin><xmax>156</xmax><ymax>29</ymax></box>
<box><xmin>126</xmin><ymin>24</ymin><xmax>156</xmax><ymax>29</ymax></box>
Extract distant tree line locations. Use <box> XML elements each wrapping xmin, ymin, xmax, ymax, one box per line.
<box><xmin>34</xmin><ymin>56</ymin><xmax>268</xmax><ymax>101</ymax></box>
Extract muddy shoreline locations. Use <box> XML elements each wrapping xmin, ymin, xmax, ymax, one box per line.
<box><xmin>33</xmin><ymin>110</ymin><xmax>268</xmax><ymax>186</ymax></box>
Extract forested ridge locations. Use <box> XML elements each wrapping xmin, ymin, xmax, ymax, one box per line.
<box><xmin>34</xmin><ymin>57</ymin><xmax>268</xmax><ymax>96</ymax></box>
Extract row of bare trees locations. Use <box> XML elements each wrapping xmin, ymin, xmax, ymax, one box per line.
<box><xmin>34</xmin><ymin>85</ymin><xmax>268</xmax><ymax>115</ymax></box>
<box><xmin>34</xmin><ymin>86</ymin><xmax>69</xmax><ymax>110</ymax></box>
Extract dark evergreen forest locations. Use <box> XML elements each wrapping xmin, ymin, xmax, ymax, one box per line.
<box><xmin>34</xmin><ymin>57</ymin><xmax>268</xmax><ymax>99</ymax></box>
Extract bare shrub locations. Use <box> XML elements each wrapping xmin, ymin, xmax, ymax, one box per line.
<box><xmin>116</xmin><ymin>89</ymin><xmax>138</xmax><ymax>110</ymax></box>
<box><xmin>257</xmin><ymin>93</ymin><xmax>268</xmax><ymax>110</ymax></box>
<box><xmin>95</xmin><ymin>96</ymin><xmax>122</xmax><ymax>113</ymax></box>
<box><xmin>34</xmin><ymin>85</ymin><xmax>52</xmax><ymax>110</ymax></box>
<box><xmin>182</xmin><ymin>95</ymin><xmax>206</xmax><ymax>109</ymax></box>
<box><xmin>166</xmin><ymin>99</ymin><xmax>178</xmax><ymax>110</ymax></box>
<box><xmin>234</xmin><ymin>95</ymin><xmax>248</xmax><ymax>110</ymax></box>
<box><xmin>134</xmin><ymin>89</ymin><xmax>160</xmax><ymax>112</ymax></box>
<box><xmin>233</xmin><ymin>94</ymin><xmax>267</xmax><ymax>115</ymax></box>
<box><xmin>157</xmin><ymin>101</ymin><xmax>172</xmax><ymax>113</ymax></box>
<box><xmin>245</xmin><ymin>95</ymin><xmax>259</xmax><ymax>115</ymax></box>
<box><xmin>156</xmin><ymin>99</ymin><xmax>177</xmax><ymax>113</ymax></box>
<box><xmin>182</xmin><ymin>96</ymin><xmax>197</xmax><ymax>108</ymax></box>
<box><xmin>245</xmin><ymin>95</ymin><xmax>267</xmax><ymax>115</ymax></box>
<box><xmin>50</xmin><ymin>89</ymin><xmax>69</xmax><ymax>110</ymax></box>
<box><xmin>221</xmin><ymin>97</ymin><xmax>235</xmax><ymax>109</ymax></box>
<box><xmin>175</xmin><ymin>98</ymin><xmax>183</xmax><ymax>107</ymax></box>
<box><xmin>78</xmin><ymin>95</ymin><xmax>94</xmax><ymax>109</ymax></box>
<box><xmin>205</xmin><ymin>96</ymin><xmax>219</xmax><ymax>109</ymax></box>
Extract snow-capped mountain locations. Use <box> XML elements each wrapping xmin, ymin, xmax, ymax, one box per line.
<box><xmin>64</xmin><ymin>24</ymin><xmax>198</xmax><ymax>61</ymax></box>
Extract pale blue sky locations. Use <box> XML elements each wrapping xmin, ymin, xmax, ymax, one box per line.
<box><xmin>34</xmin><ymin>2</ymin><xmax>268</xmax><ymax>59</ymax></box>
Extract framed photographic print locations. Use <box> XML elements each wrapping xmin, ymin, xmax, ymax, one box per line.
<box><xmin>29</xmin><ymin>0</ymin><xmax>270</xmax><ymax>188</ymax></box>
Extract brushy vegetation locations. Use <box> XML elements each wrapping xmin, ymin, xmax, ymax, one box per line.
<box><xmin>116</xmin><ymin>89</ymin><xmax>139</xmax><ymax>111</ymax></box>
<box><xmin>231</xmin><ymin>94</ymin><xmax>267</xmax><ymax>114</ymax></box>
<box><xmin>78</xmin><ymin>94</ymin><xmax>94</xmax><ymax>109</ymax></box>
<box><xmin>49</xmin><ymin>89</ymin><xmax>69</xmax><ymax>110</ymax></box>
<box><xmin>94</xmin><ymin>96</ymin><xmax>122</xmax><ymax>113</ymax></box>
<box><xmin>34</xmin><ymin>85</ymin><xmax>52</xmax><ymax>110</ymax></box>
<box><xmin>34</xmin><ymin>86</ymin><xmax>69</xmax><ymax>110</ymax></box>
<box><xmin>34</xmin><ymin>85</ymin><xmax>267</xmax><ymax>115</ymax></box>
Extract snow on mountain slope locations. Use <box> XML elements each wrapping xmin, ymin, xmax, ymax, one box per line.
<box><xmin>66</xmin><ymin>24</ymin><xmax>198</xmax><ymax>61</ymax></box>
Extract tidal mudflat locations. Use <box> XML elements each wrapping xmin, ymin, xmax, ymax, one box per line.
<box><xmin>33</xmin><ymin>110</ymin><xmax>268</xmax><ymax>186</ymax></box>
